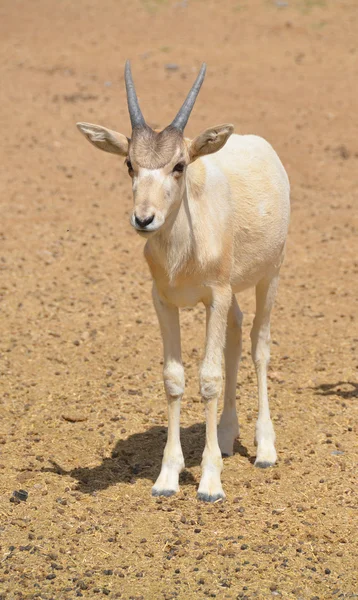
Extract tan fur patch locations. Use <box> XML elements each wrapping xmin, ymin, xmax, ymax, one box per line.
<box><xmin>186</xmin><ymin>157</ymin><xmax>206</xmax><ymax>201</ymax></box>
<box><xmin>130</xmin><ymin>126</ymin><xmax>185</xmax><ymax>169</ymax></box>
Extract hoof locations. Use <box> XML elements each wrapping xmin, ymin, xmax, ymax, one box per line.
<box><xmin>151</xmin><ymin>488</ymin><xmax>176</xmax><ymax>497</ymax></box>
<box><xmin>254</xmin><ymin>460</ymin><xmax>275</xmax><ymax>469</ymax></box>
<box><xmin>221</xmin><ymin>452</ymin><xmax>230</xmax><ymax>458</ymax></box>
<box><xmin>197</xmin><ymin>492</ymin><xmax>225</xmax><ymax>503</ymax></box>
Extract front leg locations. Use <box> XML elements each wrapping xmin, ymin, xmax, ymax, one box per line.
<box><xmin>152</xmin><ymin>284</ymin><xmax>185</xmax><ymax>497</ymax></box>
<box><xmin>198</xmin><ymin>287</ymin><xmax>232</xmax><ymax>502</ymax></box>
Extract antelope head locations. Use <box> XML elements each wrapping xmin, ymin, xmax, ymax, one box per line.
<box><xmin>77</xmin><ymin>62</ymin><xmax>233</xmax><ymax>237</ymax></box>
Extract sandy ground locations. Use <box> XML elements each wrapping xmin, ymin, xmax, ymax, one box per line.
<box><xmin>0</xmin><ymin>0</ymin><xmax>357</xmax><ymax>598</ymax></box>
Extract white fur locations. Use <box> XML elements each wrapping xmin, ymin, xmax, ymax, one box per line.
<box><xmin>146</xmin><ymin>134</ymin><xmax>290</xmax><ymax>500</ymax></box>
<box><xmin>79</xmin><ymin>123</ymin><xmax>290</xmax><ymax>501</ymax></box>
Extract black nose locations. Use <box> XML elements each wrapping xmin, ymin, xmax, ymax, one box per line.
<box><xmin>134</xmin><ymin>214</ymin><xmax>155</xmax><ymax>229</ymax></box>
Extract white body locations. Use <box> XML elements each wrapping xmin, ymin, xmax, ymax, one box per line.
<box><xmin>144</xmin><ymin>134</ymin><xmax>290</xmax><ymax>500</ymax></box>
<box><xmin>77</xmin><ymin>119</ymin><xmax>290</xmax><ymax>502</ymax></box>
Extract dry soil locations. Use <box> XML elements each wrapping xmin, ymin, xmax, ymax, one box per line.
<box><xmin>0</xmin><ymin>1</ymin><xmax>357</xmax><ymax>599</ymax></box>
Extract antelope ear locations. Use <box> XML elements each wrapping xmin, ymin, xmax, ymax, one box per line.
<box><xmin>188</xmin><ymin>124</ymin><xmax>234</xmax><ymax>162</ymax></box>
<box><xmin>76</xmin><ymin>122</ymin><xmax>129</xmax><ymax>156</ymax></box>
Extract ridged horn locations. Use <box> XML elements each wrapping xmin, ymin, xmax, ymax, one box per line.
<box><xmin>170</xmin><ymin>63</ymin><xmax>207</xmax><ymax>131</ymax></box>
<box><xmin>124</xmin><ymin>60</ymin><xmax>146</xmax><ymax>129</ymax></box>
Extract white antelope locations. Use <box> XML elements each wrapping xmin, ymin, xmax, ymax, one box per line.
<box><xmin>77</xmin><ymin>62</ymin><xmax>290</xmax><ymax>502</ymax></box>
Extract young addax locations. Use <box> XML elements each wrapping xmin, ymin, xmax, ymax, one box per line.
<box><xmin>77</xmin><ymin>61</ymin><xmax>290</xmax><ymax>502</ymax></box>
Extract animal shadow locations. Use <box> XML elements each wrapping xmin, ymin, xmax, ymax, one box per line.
<box><xmin>313</xmin><ymin>381</ymin><xmax>358</xmax><ymax>400</ymax></box>
<box><xmin>45</xmin><ymin>423</ymin><xmax>252</xmax><ymax>494</ymax></box>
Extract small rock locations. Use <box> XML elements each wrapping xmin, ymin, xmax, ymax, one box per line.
<box><xmin>62</xmin><ymin>413</ymin><xmax>88</xmax><ymax>423</ymax></box>
<box><xmin>165</xmin><ymin>63</ymin><xmax>179</xmax><ymax>71</ymax></box>
<box><xmin>11</xmin><ymin>489</ymin><xmax>28</xmax><ymax>502</ymax></box>
<box><xmin>48</xmin><ymin>552</ymin><xmax>58</xmax><ymax>560</ymax></box>
<box><xmin>77</xmin><ymin>581</ymin><xmax>88</xmax><ymax>590</ymax></box>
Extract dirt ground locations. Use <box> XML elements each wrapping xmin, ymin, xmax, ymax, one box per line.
<box><xmin>0</xmin><ymin>0</ymin><xmax>357</xmax><ymax>598</ymax></box>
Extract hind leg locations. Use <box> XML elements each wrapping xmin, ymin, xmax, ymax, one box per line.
<box><xmin>218</xmin><ymin>295</ymin><xmax>243</xmax><ymax>457</ymax></box>
<box><xmin>251</xmin><ymin>275</ymin><xmax>279</xmax><ymax>468</ymax></box>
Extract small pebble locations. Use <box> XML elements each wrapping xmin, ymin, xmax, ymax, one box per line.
<box><xmin>165</xmin><ymin>63</ymin><xmax>179</xmax><ymax>71</ymax></box>
<box><xmin>62</xmin><ymin>413</ymin><xmax>87</xmax><ymax>423</ymax></box>
<box><xmin>11</xmin><ymin>489</ymin><xmax>28</xmax><ymax>502</ymax></box>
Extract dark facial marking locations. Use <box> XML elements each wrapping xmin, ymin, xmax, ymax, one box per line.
<box><xmin>130</xmin><ymin>126</ymin><xmax>185</xmax><ymax>169</ymax></box>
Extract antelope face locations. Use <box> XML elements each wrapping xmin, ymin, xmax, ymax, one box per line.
<box><xmin>126</xmin><ymin>127</ymin><xmax>188</xmax><ymax>237</ymax></box>
<box><xmin>77</xmin><ymin>61</ymin><xmax>234</xmax><ymax>237</ymax></box>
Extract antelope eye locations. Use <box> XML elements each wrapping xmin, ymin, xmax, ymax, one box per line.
<box><xmin>173</xmin><ymin>162</ymin><xmax>185</xmax><ymax>174</ymax></box>
<box><xmin>126</xmin><ymin>159</ymin><xmax>133</xmax><ymax>170</ymax></box>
